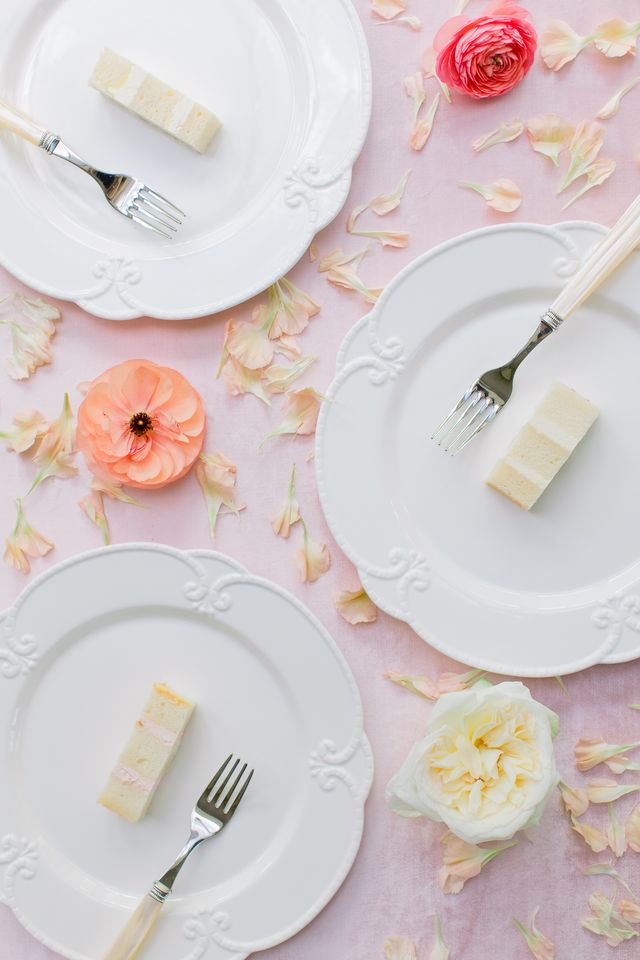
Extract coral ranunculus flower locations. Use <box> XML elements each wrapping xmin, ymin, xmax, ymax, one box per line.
<box><xmin>434</xmin><ymin>0</ymin><xmax>537</xmax><ymax>99</ymax></box>
<box><xmin>77</xmin><ymin>359</ymin><xmax>205</xmax><ymax>489</ymax></box>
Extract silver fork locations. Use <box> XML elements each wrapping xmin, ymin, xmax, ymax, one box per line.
<box><xmin>432</xmin><ymin>190</ymin><xmax>640</xmax><ymax>455</ymax></box>
<box><xmin>0</xmin><ymin>98</ymin><xmax>184</xmax><ymax>238</ymax></box>
<box><xmin>103</xmin><ymin>754</ymin><xmax>254</xmax><ymax>960</ymax></box>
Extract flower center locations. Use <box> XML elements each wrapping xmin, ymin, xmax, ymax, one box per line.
<box><xmin>129</xmin><ymin>411</ymin><xmax>154</xmax><ymax>437</ymax></box>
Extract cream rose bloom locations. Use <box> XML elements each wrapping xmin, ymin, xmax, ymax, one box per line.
<box><xmin>386</xmin><ymin>681</ymin><xmax>559</xmax><ymax>844</ymax></box>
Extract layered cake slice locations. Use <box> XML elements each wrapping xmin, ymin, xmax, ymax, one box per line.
<box><xmin>486</xmin><ymin>382</ymin><xmax>599</xmax><ymax>510</ymax></box>
<box><xmin>89</xmin><ymin>49</ymin><xmax>221</xmax><ymax>153</ymax></box>
<box><xmin>99</xmin><ymin>683</ymin><xmax>194</xmax><ymax>821</ymax></box>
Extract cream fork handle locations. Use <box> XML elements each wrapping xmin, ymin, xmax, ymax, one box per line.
<box><xmin>103</xmin><ymin>893</ymin><xmax>164</xmax><ymax>960</ymax></box>
<box><xmin>551</xmin><ymin>191</ymin><xmax>640</xmax><ymax>319</ymax></box>
<box><xmin>0</xmin><ymin>97</ymin><xmax>48</xmax><ymax>146</ymax></box>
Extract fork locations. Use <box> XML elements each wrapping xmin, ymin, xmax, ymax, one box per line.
<box><xmin>0</xmin><ymin>98</ymin><xmax>184</xmax><ymax>238</ymax></box>
<box><xmin>432</xmin><ymin>190</ymin><xmax>640</xmax><ymax>455</ymax></box>
<box><xmin>103</xmin><ymin>754</ymin><xmax>254</xmax><ymax>960</ymax></box>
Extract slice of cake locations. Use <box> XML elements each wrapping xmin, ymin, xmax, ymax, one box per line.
<box><xmin>486</xmin><ymin>382</ymin><xmax>599</xmax><ymax>510</ymax></box>
<box><xmin>99</xmin><ymin>683</ymin><xmax>194</xmax><ymax>821</ymax></box>
<box><xmin>89</xmin><ymin>49</ymin><xmax>221</xmax><ymax>153</ymax></box>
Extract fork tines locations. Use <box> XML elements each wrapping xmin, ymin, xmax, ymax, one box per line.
<box><xmin>200</xmin><ymin>754</ymin><xmax>254</xmax><ymax>821</ymax></box>
<box><xmin>431</xmin><ymin>385</ymin><xmax>500</xmax><ymax>456</ymax></box>
<box><xmin>130</xmin><ymin>187</ymin><xmax>185</xmax><ymax>239</ymax></box>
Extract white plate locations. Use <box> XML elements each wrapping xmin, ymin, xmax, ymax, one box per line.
<box><xmin>0</xmin><ymin>0</ymin><xmax>370</xmax><ymax>320</ymax></box>
<box><xmin>316</xmin><ymin>221</ymin><xmax>640</xmax><ymax>677</ymax></box>
<box><xmin>0</xmin><ymin>544</ymin><xmax>372</xmax><ymax>959</ymax></box>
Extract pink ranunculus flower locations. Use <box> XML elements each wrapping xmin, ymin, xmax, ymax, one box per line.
<box><xmin>77</xmin><ymin>359</ymin><xmax>206</xmax><ymax>489</ymax></box>
<box><xmin>434</xmin><ymin>0</ymin><xmax>537</xmax><ymax>100</ymax></box>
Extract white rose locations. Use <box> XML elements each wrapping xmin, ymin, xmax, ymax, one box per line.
<box><xmin>386</xmin><ymin>681</ymin><xmax>559</xmax><ymax>844</ymax></box>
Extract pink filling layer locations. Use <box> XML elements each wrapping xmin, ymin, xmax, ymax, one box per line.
<box><xmin>113</xmin><ymin>764</ymin><xmax>155</xmax><ymax>795</ymax></box>
<box><xmin>138</xmin><ymin>715</ymin><xmax>178</xmax><ymax>746</ymax></box>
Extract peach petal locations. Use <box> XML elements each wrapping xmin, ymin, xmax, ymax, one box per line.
<box><xmin>540</xmin><ymin>19</ymin><xmax>592</xmax><ymax>71</ymax></box>
<box><xmin>29</xmin><ymin>393</ymin><xmax>77</xmax><ymax>493</ymax></box>
<box><xmin>0</xmin><ymin>409</ymin><xmax>48</xmax><ymax>453</ymax></box>
<box><xmin>269</xmin><ymin>279</ymin><xmax>320</xmax><ymax>340</ymax></box>
<box><xmin>196</xmin><ymin>451</ymin><xmax>246</xmax><ymax>542</ymax></box>
<box><xmin>587</xmin><ymin>779</ymin><xmax>640</xmax><ymax>804</ymax></box>
<box><xmin>570</xmin><ymin>815</ymin><xmax>608</xmax><ymax>852</ymax></box>
<box><xmin>439</xmin><ymin>831</ymin><xmax>516</xmax><ymax>894</ymax></box>
<box><xmin>411</xmin><ymin>92</ymin><xmax>440</xmax><ymax>151</ymax></box>
<box><xmin>0</xmin><ymin>293</ymin><xmax>60</xmax><ymax>381</ymax></box>
<box><xmin>558</xmin><ymin>781</ymin><xmax>589</xmax><ymax>817</ymax></box>
<box><xmin>582</xmin><ymin>892</ymin><xmax>639</xmax><ymax>946</ymax></box>
<box><xmin>574</xmin><ymin>737</ymin><xmax>640</xmax><ymax>772</ymax></box>
<box><xmin>512</xmin><ymin>908</ymin><xmax>555</xmax><ymax>960</ymax></box>
<box><xmin>267</xmin><ymin>387</ymin><xmax>323</xmax><ymax>441</ymax></box>
<box><xmin>376</xmin><ymin>15</ymin><xmax>421</xmax><ymax>30</ymax></box>
<box><xmin>430</xmin><ymin>915</ymin><xmax>449</xmax><ymax>960</ymax></box>
<box><xmin>222</xmin><ymin>356</ymin><xmax>271</xmax><ymax>405</ymax></box>
<box><xmin>370</xmin><ymin>0</ymin><xmax>406</xmax><ymax>20</ymax></box>
<box><xmin>334</xmin><ymin>581</ymin><xmax>377</xmax><ymax>624</ymax></box>
<box><xmin>472</xmin><ymin>119</ymin><xmax>524</xmax><ymax>152</ymax></box>
<box><xmin>383</xmin><ymin>937</ymin><xmax>416</xmax><ymax>960</ymax></box>
<box><xmin>608</xmin><ymin>803</ymin><xmax>627</xmax><ymax>858</ymax></box>
<box><xmin>3</xmin><ymin>499</ymin><xmax>53</xmax><ymax>574</ymax></box>
<box><xmin>263</xmin><ymin>356</ymin><xmax>317</xmax><ymax>395</ymax></box>
<box><xmin>557</xmin><ymin>120</ymin><xmax>604</xmax><ymax>193</ymax></box>
<box><xmin>78</xmin><ymin>490</ymin><xmax>110</xmax><ymax>545</ymax></box>
<box><xmin>626</xmin><ymin>802</ymin><xmax>640</xmax><ymax>851</ymax></box>
<box><xmin>593</xmin><ymin>18</ymin><xmax>640</xmax><ymax>57</ymax></box>
<box><xmin>619</xmin><ymin>900</ymin><xmax>640</xmax><ymax>924</ymax></box>
<box><xmin>226</xmin><ymin>316</ymin><xmax>275</xmax><ymax>370</ymax></box>
<box><xmin>560</xmin><ymin>158</ymin><xmax>616</xmax><ymax>210</ymax></box>
<box><xmin>271</xmin><ymin>464</ymin><xmax>301</xmax><ymax>538</ymax></box>
<box><xmin>597</xmin><ymin>78</ymin><xmax>640</xmax><ymax>119</ymax></box>
<box><xmin>460</xmin><ymin>177</ymin><xmax>522</xmax><ymax>212</ymax></box>
<box><xmin>525</xmin><ymin>114</ymin><xmax>574</xmax><ymax>165</ymax></box>
<box><xmin>296</xmin><ymin>522</ymin><xmax>331</xmax><ymax>583</ymax></box>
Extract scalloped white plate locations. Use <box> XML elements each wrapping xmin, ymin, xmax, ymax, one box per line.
<box><xmin>0</xmin><ymin>0</ymin><xmax>370</xmax><ymax>320</ymax></box>
<box><xmin>316</xmin><ymin>221</ymin><xmax>640</xmax><ymax>677</ymax></box>
<box><xmin>0</xmin><ymin>544</ymin><xmax>372</xmax><ymax>959</ymax></box>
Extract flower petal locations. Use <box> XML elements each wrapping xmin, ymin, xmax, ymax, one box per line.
<box><xmin>574</xmin><ymin>737</ymin><xmax>640</xmax><ymax>772</ymax></box>
<box><xmin>296</xmin><ymin>521</ymin><xmax>331</xmax><ymax>582</ymax></box>
<box><xmin>558</xmin><ymin>780</ymin><xmax>589</xmax><ymax>817</ymax></box>
<box><xmin>29</xmin><ymin>393</ymin><xmax>77</xmax><ymax>493</ymax></box>
<box><xmin>570</xmin><ymin>815</ymin><xmax>609</xmax><ymax>853</ymax></box>
<box><xmin>593</xmin><ymin>18</ymin><xmax>640</xmax><ymax>58</ymax></box>
<box><xmin>383</xmin><ymin>937</ymin><xmax>416</xmax><ymax>960</ymax></box>
<box><xmin>512</xmin><ymin>908</ymin><xmax>555</xmax><ymax>960</ymax></box>
<box><xmin>196</xmin><ymin>452</ymin><xmax>246</xmax><ymax>542</ymax></box>
<box><xmin>430</xmin><ymin>915</ymin><xmax>450</xmax><ymax>960</ymax></box>
<box><xmin>473</xmin><ymin>119</ymin><xmax>524</xmax><ymax>153</ymax></box>
<box><xmin>263</xmin><ymin>355</ymin><xmax>317</xmax><ymax>395</ymax></box>
<box><xmin>370</xmin><ymin>0</ymin><xmax>406</xmax><ymax>20</ymax></box>
<box><xmin>626</xmin><ymin>802</ymin><xmax>640</xmax><ymax>851</ymax></box>
<box><xmin>596</xmin><ymin>77</ymin><xmax>640</xmax><ymax>120</ymax></box>
<box><xmin>540</xmin><ymin>20</ymin><xmax>593</xmax><ymax>71</ymax></box>
<box><xmin>608</xmin><ymin>802</ymin><xmax>627</xmax><ymax>858</ymax></box>
<box><xmin>334</xmin><ymin>582</ymin><xmax>377</xmax><ymax>624</ymax></box>
<box><xmin>0</xmin><ymin>293</ymin><xmax>60</xmax><ymax>381</ymax></box>
<box><xmin>560</xmin><ymin>158</ymin><xmax>616</xmax><ymax>210</ymax></box>
<box><xmin>557</xmin><ymin>120</ymin><xmax>604</xmax><ymax>193</ymax></box>
<box><xmin>376</xmin><ymin>15</ymin><xmax>421</xmax><ymax>30</ymax></box>
<box><xmin>271</xmin><ymin>464</ymin><xmax>301</xmax><ymax>538</ymax></box>
<box><xmin>411</xmin><ymin>92</ymin><xmax>440</xmax><ymax>152</ymax></box>
<box><xmin>582</xmin><ymin>892</ymin><xmax>639</xmax><ymax>947</ymax></box>
<box><xmin>222</xmin><ymin>357</ymin><xmax>271</xmax><ymax>405</ymax></box>
<box><xmin>619</xmin><ymin>900</ymin><xmax>640</xmax><ymax>924</ymax></box>
<box><xmin>460</xmin><ymin>178</ymin><xmax>522</xmax><ymax>212</ymax></box>
<box><xmin>584</xmin><ymin>863</ymin><xmax>635</xmax><ymax>896</ymax></box>
<box><xmin>3</xmin><ymin>499</ymin><xmax>53</xmax><ymax>574</ymax></box>
<box><xmin>269</xmin><ymin>279</ymin><xmax>320</xmax><ymax>339</ymax></box>
<box><xmin>587</xmin><ymin>779</ymin><xmax>640</xmax><ymax>804</ymax></box>
<box><xmin>78</xmin><ymin>490</ymin><xmax>110</xmax><ymax>545</ymax></box>
<box><xmin>267</xmin><ymin>387</ymin><xmax>323</xmax><ymax>441</ymax></box>
<box><xmin>439</xmin><ymin>831</ymin><xmax>517</xmax><ymax>894</ymax></box>
<box><xmin>0</xmin><ymin>409</ymin><xmax>48</xmax><ymax>453</ymax></box>
<box><xmin>525</xmin><ymin>114</ymin><xmax>574</xmax><ymax>165</ymax></box>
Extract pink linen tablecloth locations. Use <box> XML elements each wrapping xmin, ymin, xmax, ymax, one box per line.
<box><xmin>2</xmin><ymin>1</ymin><xmax>640</xmax><ymax>957</ymax></box>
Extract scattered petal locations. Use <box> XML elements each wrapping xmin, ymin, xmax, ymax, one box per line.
<box><xmin>430</xmin><ymin>914</ymin><xmax>449</xmax><ymax>960</ymax></box>
<box><xmin>606</xmin><ymin>755</ymin><xmax>640</xmax><ymax>774</ymax></box>
<box><xmin>222</xmin><ymin>356</ymin><xmax>271</xmax><ymax>405</ymax></box>
<box><xmin>560</xmin><ymin>158</ymin><xmax>616</xmax><ymax>210</ymax></box>
<box><xmin>619</xmin><ymin>900</ymin><xmax>640</xmax><ymax>924</ymax></box>
<box><xmin>540</xmin><ymin>20</ymin><xmax>593</xmax><ymax>71</ymax></box>
<box><xmin>263</xmin><ymin>355</ymin><xmax>317</xmax><ymax>395</ymax></box>
<box><xmin>582</xmin><ymin>891</ymin><xmax>639</xmax><ymax>946</ymax></box>
<box><xmin>368</xmin><ymin>171</ymin><xmax>412</xmax><ymax>216</ymax></box>
<box><xmin>411</xmin><ymin>92</ymin><xmax>440</xmax><ymax>151</ymax></box>
<box><xmin>371</xmin><ymin>0</ymin><xmax>406</xmax><ymax>20</ymax></box>
<box><xmin>90</xmin><ymin>476</ymin><xmax>145</xmax><ymax>507</ymax></box>
<box><xmin>271</xmin><ymin>463</ymin><xmax>300</xmax><ymax>538</ymax></box>
<box><xmin>557</xmin><ymin>120</ymin><xmax>604</xmax><ymax>193</ymax></box>
<box><xmin>350</xmin><ymin>228</ymin><xmax>410</xmax><ymax>248</ymax></box>
<box><xmin>269</xmin><ymin>279</ymin><xmax>320</xmax><ymax>339</ymax></box>
<box><xmin>334</xmin><ymin>581</ymin><xmax>377</xmax><ymax>625</ymax></box>
<box><xmin>575</xmin><ymin>737</ymin><xmax>640</xmax><ymax>772</ymax></box>
<box><xmin>608</xmin><ymin>802</ymin><xmax>628</xmax><ymax>858</ymax></box>
<box><xmin>525</xmin><ymin>114</ymin><xmax>574</xmax><ymax>165</ymax></box>
<box><xmin>587</xmin><ymin>779</ymin><xmax>640</xmax><ymax>804</ymax></box>
<box><xmin>78</xmin><ymin>490</ymin><xmax>110</xmax><ymax>545</ymax></box>
<box><xmin>439</xmin><ymin>831</ymin><xmax>517</xmax><ymax>894</ymax></box>
<box><xmin>383</xmin><ymin>937</ymin><xmax>416</xmax><ymax>960</ymax></box>
<box><xmin>472</xmin><ymin>119</ymin><xmax>524</xmax><ymax>153</ymax></box>
<box><xmin>267</xmin><ymin>387</ymin><xmax>323</xmax><ymax>441</ymax></box>
<box><xmin>196</xmin><ymin>452</ymin><xmax>246</xmax><ymax>542</ymax></box>
<box><xmin>593</xmin><ymin>18</ymin><xmax>640</xmax><ymax>58</ymax></box>
<box><xmin>630</xmin><ymin>704</ymin><xmax>640</xmax><ymax>711</ymax></box>
<box><xmin>225</xmin><ymin>310</ymin><xmax>276</xmax><ymax>370</ymax></box>
<box><xmin>512</xmin><ymin>907</ymin><xmax>555</xmax><ymax>960</ymax></box>
<box><xmin>460</xmin><ymin>178</ymin><xmax>522</xmax><ymax>213</ymax></box>
<box><xmin>597</xmin><ymin>78</ymin><xmax>640</xmax><ymax>119</ymax></box>
<box><xmin>0</xmin><ymin>294</ymin><xmax>60</xmax><ymax>380</ymax></box>
<box><xmin>584</xmin><ymin>863</ymin><xmax>635</xmax><ymax>896</ymax></box>
<box><xmin>454</xmin><ymin>0</ymin><xmax>471</xmax><ymax>12</ymax></box>
<box><xmin>558</xmin><ymin>781</ymin><xmax>589</xmax><ymax>817</ymax></box>
<box><xmin>3</xmin><ymin>499</ymin><xmax>53</xmax><ymax>574</ymax></box>
<box><xmin>626</xmin><ymin>802</ymin><xmax>640</xmax><ymax>852</ymax></box>
<box><xmin>422</xmin><ymin>47</ymin><xmax>451</xmax><ymax>101</ymax></box>
<box><xmin>273</xmin><ymin>335</ymin><xmax>302</xmax><ymax>362</ymax></box>
<box><xmin>554</xmin><ymin>675</ymin><xmax>570</xmax><ymax>695</ymax></box>
<box><xmin>308</xmin><ymin>241</ymin><xmax>318</xmax><ymax>262</ymax></box>
<box><xmin>318</xmin><ymin>247</ymin><xmax>382</xmax><ymax>304</ymax></box>
<box><xmin>296</xmin><ymin>521</ymin><xmax>331</xmax><ymax>583</ymax></box>
<box><xmin>29</xmin><ymin>393</ymin><xmax>77</xmax><ymax>493</ymax></box>
<box><xmin>404</xmin><ymin>71</ymin><xmax>425</xmax><ymax>122</ymax></box>
<box><xmin>385</xmin><ymin>668</ymin><xmax>484</xmax><ymax>701</ymax></box>
<box><xmin>570</xmin><ymin>815</ymin><xmax>609</xmax><ymax>853</ymax></box>
<box><xmin>0</xmin><ymin>409</ymin><xmax>47</xmax><ymax>453</ymax></box>
<box><xmin>376</xmin><ymin>15</ymin><xmax>421</xmax><ymax>30</ymax></box>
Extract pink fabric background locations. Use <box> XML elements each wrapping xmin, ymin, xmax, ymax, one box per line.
<box><xmin>2</xmin><ymin>0</ymin><xmax>640</xmax><ymax>956</ymax></box>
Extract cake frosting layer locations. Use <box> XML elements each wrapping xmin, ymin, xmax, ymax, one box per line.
<box><xmin>89</xmin><ymin>48</ymin><xmax>221</xmax><ymax>153</ymax></box>
<box><xmin>98</xmin><ymin>682</ymin><xmax>194</xmax><ymax>821</ymax></box>
<box><xmin>486</xmin><ymin>382</ymin><xmax>599</xmax><ymax>510</ymax></box>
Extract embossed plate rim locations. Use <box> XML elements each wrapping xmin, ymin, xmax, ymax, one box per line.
<box><xmin>316</xmin><ymin>220</ymin><xmax>640</xmax><ymax>676</ymax></box>
<box><xmin>0</xmin><ymin>543</ymin><xmax>373</xmax><ymax>960</ymax></box>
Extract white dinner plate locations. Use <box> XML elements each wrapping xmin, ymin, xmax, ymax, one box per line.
<box><xmin>0</xmin><ymin>0</ymin><xmax>370</xmax><ymax>320</ymax></box>
<box><xmin>316</xmin><ymin>221</ymin><xmax>640</xmax><ymax>677</ymax></box>
<box><xmin>0</xmin><ymin>544</ymin><xmax>372</xmax><ymax>959</ymax></box>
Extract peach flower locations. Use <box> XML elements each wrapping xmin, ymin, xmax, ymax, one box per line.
<box><xmin>77</xmin><ymin>359</ymin><xmax>205</xmax><ymax>489</ymax></box>
<box><xmin>435</xmin><ymin>0</ymin><xmax>537</xmax><ymax>99</ymax></box>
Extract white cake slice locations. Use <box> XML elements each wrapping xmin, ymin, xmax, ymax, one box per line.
<box><xmin>99</xmin><ymin>683</ymin><xmax>194</xmax><ymax>821</ymax></box>
<box><xmin>486</xmin><ymin>382</ymin><xmax>599</xmax><ymax>510</ymax></box>
<box><xmin>89</xmin><ymin>48</ymin><xmax>221</xmax><ymax>153</ymax></box>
